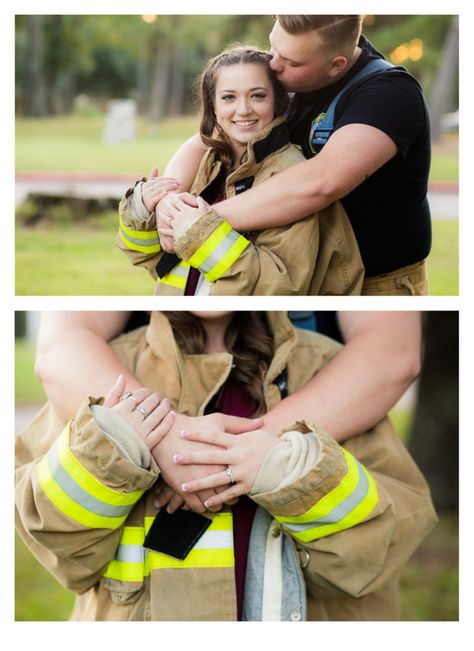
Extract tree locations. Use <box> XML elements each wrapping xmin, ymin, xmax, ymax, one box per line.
<box><xmin>408</xmin><ymin>312</ymin><xmax>459</xmax><ymax>511</ymax></box>
<box><xmin>428</xmin><ymin>16</ymin><xmax>459</xmax><ymax>141</ymax></box>
<box><xmin>24</xmin><ymin>16</ymin><xmax>47</xmax><ymax>116</ymax></box>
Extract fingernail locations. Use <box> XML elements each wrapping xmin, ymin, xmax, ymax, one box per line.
<box><xmin>173</xmin><ymin>454</ymin><xmax>183</xmax><ymax>463</ymax></box>
<box><xmin>181</xmin><ymin>483</ymin><xmax>190</xmax><ymax>492</ymax></box>
<box><xmin>204</xmin><ymin>499</ymin><xmax>212</xmax><ymax>509</ymax></box>
<box><xmin>180</xmin><ymin>430</ymin><xmax>190</xmax><ymax>438</ymax></box>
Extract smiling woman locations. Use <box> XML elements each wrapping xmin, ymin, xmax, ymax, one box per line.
<box><xmin>116</xmin><ymin>46</ymin><xmax>364</xmax><ymax>296</ymax></box>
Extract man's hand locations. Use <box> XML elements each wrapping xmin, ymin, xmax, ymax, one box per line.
<box><xmin>152</xmin><ymin>412</ymin><xmax>263</xmax><ymax>513</ymax></box>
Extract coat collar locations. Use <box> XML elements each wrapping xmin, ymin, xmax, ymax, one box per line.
<box><xmin>194</xmin><ymin>116</ymin><xmax>291</xmax><ymax>200</ymax></box>
<box><xmin>144</xmin><ymin>312</ymin><xmax>297</xmax><ymax>414</ymax></box>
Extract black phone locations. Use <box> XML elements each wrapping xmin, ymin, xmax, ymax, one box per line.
<box><xmin>144</xmin><ymin>509</ymin><xmax>212</xmax><ymax>560</ymax></box>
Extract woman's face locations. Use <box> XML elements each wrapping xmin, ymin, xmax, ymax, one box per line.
<box><xmin>214</xmin><ymin>63</ymin><xmax>275</xmax><ymax>155</ymax></box>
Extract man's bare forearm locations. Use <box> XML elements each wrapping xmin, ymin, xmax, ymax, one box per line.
<box><xmin>213</xmin><ymin>123</ymin><xmax>397</xmax><ymax>232</ymax></box>
<box><xmin>263</xmin><ymin>312</ymin><xmax>421</xmax><ymax>442</ymax></box>
<box><xmin>35</xmin><ymin>312</ymin><xmax>141</xmax><ymax>420</ymax></box>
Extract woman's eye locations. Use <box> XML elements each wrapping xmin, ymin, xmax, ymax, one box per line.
<box><xmin>252</xmin><ymin>94</ymin><xmax>267</xmax><ymax>100</ymax></box>
<box><xmin>221</xmin><ymin>95</ymin><xmax>235</xmax><ymax>101</ymax></box>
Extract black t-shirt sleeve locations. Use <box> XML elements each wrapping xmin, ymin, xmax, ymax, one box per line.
<box><xmin>335</xmin><ymin>74</ymin><xmax>428</xmax><ymax>157</ymax></box>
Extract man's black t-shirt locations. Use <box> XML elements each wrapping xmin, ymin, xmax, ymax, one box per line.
<box><xmin>288</xmin><ymin>36</ymin><xmax>432</xmax><ymax>277</ymax></box>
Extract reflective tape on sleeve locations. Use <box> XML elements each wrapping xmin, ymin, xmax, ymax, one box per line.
<box><xmin>119</xmin><ymin>213</ymin><xmax>162</xmax><ymax>254</ymax></box>
<box><xmin>187</xmin><ymin>221</ymin><xmax>249</xmax><ymax>282</ymax></box>
<box><xmin>157</xmin><ymin>261</ymin><xmax>190</xmax><ymax>290</ymax></box>
<box><xmin>38</xmin><ymin>423</ymin><xmax>145</xmax><ymax>529</ymax></box>
<box><xmin>275</xmin><ymin>449</ymin><xmax>378</xmax><ymax>542</ymax></box>
<box><xmin>103</xmin><ymin>512</ymin><xmax>235</xmax><ymax>582</ymax></box>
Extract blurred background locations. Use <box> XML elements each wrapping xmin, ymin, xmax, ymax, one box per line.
<box><xmin>15</xmin><ymin>15</ymin><xmax>459</xmax><ymax>295</ymax></box>
<box><xmin>15</xmin><ymin>311</ymin><xmax>459</xmax><ymax>621</ymax></box>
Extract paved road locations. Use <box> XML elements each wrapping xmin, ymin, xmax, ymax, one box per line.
<box><xmin>15</xmin><ymin>172</ymin><xmax>459</xmax><ymax>219</ymax></box>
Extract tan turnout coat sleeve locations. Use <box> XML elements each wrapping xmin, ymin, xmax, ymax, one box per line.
<box><xmin>15</xmin><ymin>399</ymin><xmax>159</xmax><ymax>594</ymax></box>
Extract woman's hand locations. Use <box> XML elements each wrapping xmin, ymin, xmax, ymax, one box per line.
<box><xmin>152</xmin><ymin>412</ymin><xmax>263</xmax><ymax>513</ymax></box>
<box><xmin>173</xmin><ymin>427</ymin><xmax>281</xmax><ymax>508</ymax></box>
<box><xmin>141</xmin><ymin>166</ymin><xmax>180</xmax><ymax>214</ymax></box>
<box><xmin>104</xmin><ymin>375</ymin><xmax>175</xmax><ymax>454</ymax></box>
<box><xmin>157</xmin><ymin>193</ymin><xmax>210</xmax><ymax>245</ymax></box>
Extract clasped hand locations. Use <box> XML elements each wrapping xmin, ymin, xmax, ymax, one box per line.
<box><xmin>157</xmin><ymin>192</ymin><xmax>211</xmax><ymax>253</ymax></box>
<box><xmin>103</xmin><ymin>376</ymin><xmax>266</xmax><ymax>513</ymax></box>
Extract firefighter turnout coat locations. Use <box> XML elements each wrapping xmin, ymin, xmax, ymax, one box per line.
<box><xmin>15</xmin><ymin>312</ymin><xmax>436</xmax><ymax>620</ymax></box>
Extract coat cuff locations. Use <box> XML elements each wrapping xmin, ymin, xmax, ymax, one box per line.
<box><xmin>174</xmin><ymin>208</ymin><xmax>250</xmax><ymax>282</ymax></box>
<box><xmin>251</xmin><ymin>420</ymin><xmax>379</xmax><ymax>543</ymax></box>
<box><xmin>36</xmin><ymin>400</ymin><xmax>158</xmax><ymax>530</ymax></box>
<box><xmin>118</xmin><ymin>180</ymin><xmax>162</xmax><ymax>255</ymax></box>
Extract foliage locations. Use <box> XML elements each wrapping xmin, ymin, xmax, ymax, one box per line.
<box><xmin>15</xmin><ymin>15</ymin><xmax>455</xmax><ymax>118</ymax></box>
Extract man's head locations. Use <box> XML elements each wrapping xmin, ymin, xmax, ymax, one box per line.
<box><xmin>269</xmin><ymin>15</ymin><xmax>364</xmax><ymax>92</ymax></box>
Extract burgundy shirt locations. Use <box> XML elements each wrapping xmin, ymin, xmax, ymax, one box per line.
<box><xmin>206</xmin><ymin>378</ymin><xmax>258</xmax><ymax>620</ymax></box>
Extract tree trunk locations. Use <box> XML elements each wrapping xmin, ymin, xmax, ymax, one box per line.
<box><xmin>149</xmin><ymin>41</ymin><xmax>171</xmax><ymax>122</ymax></box>
<box><xmin>169</xmin><ymin>42</ymin><xmax>186</xmax><ymax>116</ymax></box>
<box><xmin>429</xmin><ymin>16</ymin><xmax>459</xmax><ymax>141</ymax></box>
<box><xmin>24</xmin><ymin>15</ymin><xmax>47</xmax><ymax>116</ymax></box>
<box><xmin>408</xmin><ymin>312</ymin><xmax>459</xmax><ymax>511</ymax></box>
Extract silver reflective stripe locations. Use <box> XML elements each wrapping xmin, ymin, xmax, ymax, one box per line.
<box><xmin>169</xmin><ymin>264</ymin><xmax>190</xmax><ymax>279</ymax></box>
<box><xmin>120</xmin><ymin>227</ymin><xmax>161</xmax><ymax>248</ymax></box>
<box><xmin>192</xmin><ymin>529</ymin><xmax>233</xmax><ymax>550</ymax></box>
<box><xmin>282</xmin><ymin>459</ymin><xmax>369</xmax><ymax>533</ymax></box>
<box><xmin>198</xmin><ymin>230</ymin><xmax>241</xmax><ymax>275</ymax></box>
<box><xmin>115</xmin><ymin>544</ymin><xmax>145</xmax><ymax>563</ymax></box>
<box><xmin>47</xmin><ymin>444</ymin><xmax>132</xmax><ymax>518</ymax></box>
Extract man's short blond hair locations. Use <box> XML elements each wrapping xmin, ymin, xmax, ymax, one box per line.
<box><xmin>275</xmin><ymin>15</ymin><xmax>364</xmax><ymax>55</ymax></box>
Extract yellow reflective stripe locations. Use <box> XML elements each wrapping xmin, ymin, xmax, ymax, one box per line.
<box><xmin>276</xmin><ymin>449</ymin><xmax>378</xmax><ymax>542</ymax></box>
<box><xmin>120</xmin><ymin>526</ymin><xmax>146</xmax><ymax>545</ymax></box>
<box><xmin>157</xmin><ymin>262</ymin><xmax>190</xmax><ymax>290</ymax></box>
<box><xmin>187</xmin><ymin>221</ymin><xmax>250</xmax><ymax>282</ymax></box>
<box><xmin>203</xmin><ymin>235</ymin><xmax>249</xmax><ymax>282</ymax></box>
<box><xmin>188</xmin><ymin>221</ymin><xmax>233</xmax><ymax>268</ymax></box>
<box><xmin>104</xmin><ymin>512</ymin><xmax>234</xmax><ymax>581</ymax></box>
<box><xmin>147</xmin><ymin>547</ymin><xmax>234</xmax><ymax>570</ymax></box>
<box><xmin>104</xmin><ymin>560</ymin><xmax>145</xmax><ymax>582</ymax></box>
<box><xmin>38</xmin><ymin>456</ymin><xmax>128</xmax><ymax>529</ymax></box>
<box><xmin>37</xmin><ymin>423</ymin><xmax>144</xmax><ymax>529</ymax></box>
<box><xmin>119</xmin><ymin>213</ymin><xmax>161</xmax><ymax>254</ymax></box>
<box><xmin>58</xmin><ymin>423</ymin><xmax>144</xmax><ymax>506</ymax></box>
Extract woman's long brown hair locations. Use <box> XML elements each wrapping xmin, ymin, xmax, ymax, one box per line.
<box><xmin>162</xmin><ymin>311</ymin><xmax>274</xmax><ymax>415</ymax></box>
<box><xmin>197</xmin><ymin>46</ymin><xmax>290</xmax><ymax>176</ymax></box>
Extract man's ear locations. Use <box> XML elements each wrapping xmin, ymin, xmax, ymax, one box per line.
<box><xmin>328</xmin><ymin>55</ymin><xmax>348</xmax><ymax>78</ymax></box>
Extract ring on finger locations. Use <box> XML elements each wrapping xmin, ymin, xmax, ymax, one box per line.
<box><xmin>136</xmin><ymin>406</ymin><xmax>148</xmax><ymax>419</ymax></box>
<box><xmin>120</xmin><ymin>391</ymin><xmax>134</xmax><ymax>402</ymax></box>
<box><xmin>225</xmin><ymin>465</ymin><xmax>235</xmax><ymax>484</ymax></box>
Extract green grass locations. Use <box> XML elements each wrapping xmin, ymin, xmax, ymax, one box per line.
<box><xmin>16</xmin><ymin>214</ymin><xmax>154</xmax><ymax>295</ymax></box>
<box><xmin>16</xmin><ymin>115</ymin><xmax>199</xmax><ymax>175</ymax></box>
<box><xmin>15</xmin><ymin>115</ymin><xmax>458</xmax><ymax>183</ymax></box>
<box><xmin>15</xmin><ymin>216</ymin><xmax>459</xmax><ymax>296</ymax></box>
<box><xmin>427</xmin><ymin>219</ymin><xmax>459</xmax><ymax>296</ymax></box>
<box><xmin>15</xmin><ymin>534</ymin><xmax>75</xmax><ymax>621</ymax></box>
<box><xmin>15</xmin><ymin>340</ymin><xmax>46</xmax><ymax>403</ymax></box>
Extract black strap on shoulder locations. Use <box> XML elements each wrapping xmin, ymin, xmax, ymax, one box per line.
<box><xmin>274</xmin><ymin>367</ymin><xmax>288</xmax><ymax>400</ymax></box>
<box><xmin>310</xmin><ymin>58</ymin><xmax>409</xmax><ymax>151</ymax></box>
